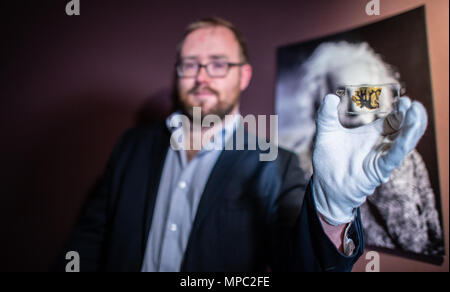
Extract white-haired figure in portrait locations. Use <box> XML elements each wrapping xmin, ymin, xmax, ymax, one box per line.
<box><xmin>276</xmin><ymin>41</ymin><xmax>444</xmax><ymax>255</ymax></box>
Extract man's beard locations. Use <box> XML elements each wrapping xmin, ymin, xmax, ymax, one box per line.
<box><xmin>178</xmin><ymin>85</ymin><xmax>240</xmax><ymax>121</ymax></box>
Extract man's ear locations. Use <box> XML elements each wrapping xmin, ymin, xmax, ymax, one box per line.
<box><xmin>240</xmin><ymin>64</ymin><xmax>253</xmax><ymax>91</ymax></box>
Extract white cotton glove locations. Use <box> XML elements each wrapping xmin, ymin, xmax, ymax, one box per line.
<box><xmin>312</xmin><ymin>94</ymin><xmax>428</xmax><ymax>226</ymax></box>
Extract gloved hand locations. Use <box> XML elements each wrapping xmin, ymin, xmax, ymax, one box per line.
<box><xmin>312</xmin><ymin>94</ymin><xmax>428</xmax><ymax>225</ymax></box>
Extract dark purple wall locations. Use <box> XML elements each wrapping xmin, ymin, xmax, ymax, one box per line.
<box><xmin>1</xmin><ymin>0</ymin><xmax>448</xmax><ymax>272</ymax></box>
<box><xmin>0</xmin><ymin>0</ymin><xmax>326</xmax><ymax>271</ymax></box>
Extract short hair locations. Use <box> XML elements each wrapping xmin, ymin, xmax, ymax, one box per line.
<box><xmin>176</xmin><ymin>17</ymin><xmax>250</xmax><ymax>63</ymax></box>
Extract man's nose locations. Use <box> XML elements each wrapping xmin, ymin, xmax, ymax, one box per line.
<box><xmin>195</xmin><ymin>65</ymin><xmax>211</xmax><ymax>84</ymax></box>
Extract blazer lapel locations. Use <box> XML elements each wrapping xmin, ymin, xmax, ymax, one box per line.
<box><xmin>182</xmin><ymin>127</ymin><xmax>250</xmax><ymax>262</ymax></box>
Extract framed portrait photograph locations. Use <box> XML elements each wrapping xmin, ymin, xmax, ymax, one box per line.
<box><xmin>275</xmin><ymin>6</ymin><xmax>445</xmax><ymax>264</ymax></box>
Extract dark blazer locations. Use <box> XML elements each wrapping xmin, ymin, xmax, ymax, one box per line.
<box><xmin>57</xmin><ymin>122</ymin><xmax>364</xmax><ymax>272</ymax></box>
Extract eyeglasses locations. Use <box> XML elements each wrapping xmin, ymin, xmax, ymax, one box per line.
<box><xmin>176</xmin><ymin>60</ymin><xmax>245</xmax><ymax>78</ymax></box>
